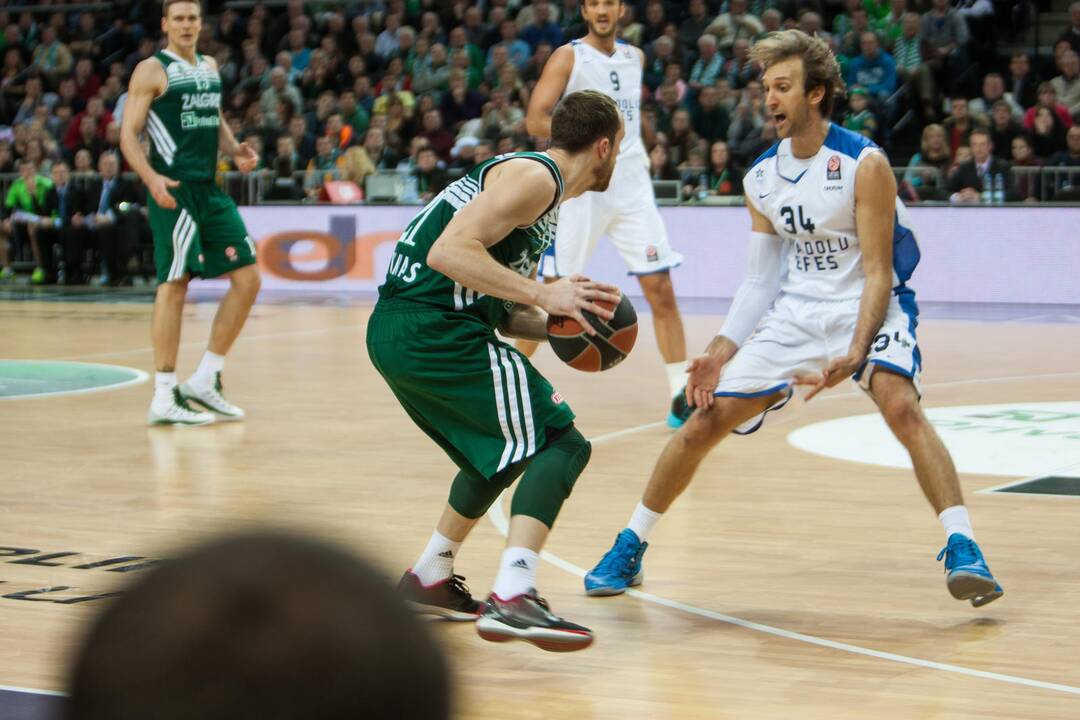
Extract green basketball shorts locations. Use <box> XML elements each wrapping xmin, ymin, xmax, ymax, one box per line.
<box><xmin>148</xmin><ymin>179</ymin><xmax>256</xmax><ymax>283</ymax></box>
<box><xmin>366</xmin><ymin>301</ymin><xmax>576</xmax><ymax>480</ymax></box>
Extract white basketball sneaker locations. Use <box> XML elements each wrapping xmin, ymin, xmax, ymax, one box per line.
<box><xmin>179</xmin><ymin>372</ymin><xmax>246</xmax><ymax>421</ymax></box>
<box><xmin>148</xmin><ymin>387</ymin><xmax>215</xmax><ymax>426</ymax></box>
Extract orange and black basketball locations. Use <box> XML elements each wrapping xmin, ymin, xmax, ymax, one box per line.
<box><xmin>546</xmin><ymin>294</ymin><xmax>638</xmax><ymax>372</ymax></box>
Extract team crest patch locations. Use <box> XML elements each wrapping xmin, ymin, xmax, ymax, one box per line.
<box><xmin>827</xmin><ymin>154</ymin><xmax>841</xmax><ymax>180</ymax></box>
<box><xmin>551</xmin><ymin>391</ymin><xmax>564</xmax><ymax>404</ymax></box>
<box><xmin>646</xmin><ymin>245</ymin><xmax>658</xmax><ymax>262</ymax></box>
<box><xmin>226</xmin><ymin>246</ymin><xmax>238</xmax><ymax>262</ymax></box>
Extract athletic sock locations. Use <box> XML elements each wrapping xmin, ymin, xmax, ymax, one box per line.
<box><xmin>154</xmin><ymin>372</ymin><xmax>178</xmax><ymax>403</ymax></box>
<box><xmin>189</xmin><ymin>351</ymin><xmax>225</xmax><ymax>389</ymax></box>
<box><xmin>627</xmin><ymin>501</ymin><xmax>663</xmax><ymax>543</ymax></box>
<box><xmin>412</xmin><ymin>531</ymin><xmax>462</xmax><ymax>586</ymax></box>
<box><xmin>491</xmin><ymin>547</ymin><xmax>539</xmax><ymax>600</ymax></box>
<box><xmin>665</xmin><ymin>361</ymin><xmax>688</xmax><ymax>399</ymax></box>
<box><xmin>939</xmin><ymin>505</ymin><xmax>974</xmax><ymax>541</ymax></box>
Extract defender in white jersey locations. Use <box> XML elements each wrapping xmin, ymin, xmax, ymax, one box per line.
<box><xmin>517</xmin><ymin>0</ymin><xmax>690</xmax><ymax>425</ymax></box>
<box><xmin>585</xmin><ymin>30</ymin><xmax>1003</xmax><ymax>607</ymax></box>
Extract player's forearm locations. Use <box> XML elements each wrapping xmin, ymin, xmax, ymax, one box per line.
<box><xmin>704</xmin><ymin>333</ymin><xmax>739</xmax><ymax>362</ymax></box>
<box><xmin>849</xmin><ymin>275</ymin><xmax>891</xmax><ymax>357</ymax></box>
<box><xmin>427</xmin><ymin>236</ymin><xmax>541</xmax><ymax>307</ymax></box>
<box><xmin>499</xmin><ymin>304</ymin><xmax>548</xmax><ymax>341</ymax></box>
<box><xmin>524</xmin><ymin>112</ymin><xmax>552</xmax><ymax>139</ymax></box>
<box><xmin>218</xmin><ymin>118</ymin><xmax>240</xmax><ymax>156</ymax></box>
<box><xmin>119</xmin><ymin>131</ymin><xmax>158</xmax><ymax>186</ymax></box>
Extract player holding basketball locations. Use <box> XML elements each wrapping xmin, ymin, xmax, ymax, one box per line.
<box><xmin>518</xmin><ymin>0</ymin><xmax>690</xmax><ymax>426</ymax></box>
<box><xmin>368</xmin><ymin>91</ymin><xmax>623</xmax><ymax>651</ymax></box>
<box><xmin>121</xmin><ymin>0</ymin><xmax>261</xmax><ymax>426</ymax></box>
<box><xmin>585</xmin><ymin>30</ymin><xmax>1003</xmax><ymax>607</ymax></box>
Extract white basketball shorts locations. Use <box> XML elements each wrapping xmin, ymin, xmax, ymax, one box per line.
<box><xmin>715</xmin><ymin>287</ymin><xmax>922</xmax><ymax>434</ymax></box>
<box><xmin>539</xmin><ymin>152</ymin><xmax>682</xmax><ymax>278</ymax></box>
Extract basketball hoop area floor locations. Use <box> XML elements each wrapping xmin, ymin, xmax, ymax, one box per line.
<box><xmin>1</xmin><ymin>288</ymin><xmax>1078</xmax><ymax>719</ymax></box>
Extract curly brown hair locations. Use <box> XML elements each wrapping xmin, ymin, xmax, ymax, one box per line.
<box><xmin>749</xmin><ymin>30</ymin><xmax>845</xmax><ymax>117</ymax></box>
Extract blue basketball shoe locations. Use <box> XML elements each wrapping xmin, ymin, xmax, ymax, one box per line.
<box><xmin>584</xmin><ymin>529</ymin><xmax>648</xmax><ymax>596</ymax></box>
<box><xmin>667</xmin><ymin>388</ymin><xmax>694</xmax><ymax>428</ymax></box>
<box><xmin>936</xmin><ymin>534</ymin><xmax>1004</xmax><ymax>607</ymax></box>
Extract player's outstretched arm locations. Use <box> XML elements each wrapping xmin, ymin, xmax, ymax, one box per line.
<box><xmin>427</xmin><ymin>159</ymin><xmax>620</xmax><ymax>332</ymax></box>
<box><xmin>120</xmin><ymin>60</ymin><xmax>180</xmax><ymax>209</ymax></box>
<box><xmin>687</xmin><ymin>198</ymin><xmax>783</xmax><ymax>410</ymax></box>
<box><xmin>796</xmin><ymin>151</ymin><xmax>896</xmax><ymax>401</ymax></box>
<box><xmin>525</xmin><ymin>45</ymin><xmax>574</xmax><ymax>139</ymax></box>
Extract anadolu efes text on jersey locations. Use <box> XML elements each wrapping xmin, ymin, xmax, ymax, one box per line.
<box><xmin>564</xmin><ymin>40</ymin><xmax>645</xmax><ymax>160</ymax></box>
<box><xmin>744</xmin><ymin>123</ymin><xmax>920</xmax><ymax>300</ymax></box>
<box><xmin>377</xmin><ymin>152</ymin><xmax>563</xmax><ymax>328</ymax></box>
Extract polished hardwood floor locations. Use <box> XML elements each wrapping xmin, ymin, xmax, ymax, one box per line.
<box><xmin>2</xmin><ymin>294</ymin><xmax>1079</xmax><ymax>718</ymax></box>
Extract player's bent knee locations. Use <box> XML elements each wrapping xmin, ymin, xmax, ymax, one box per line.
<box><xmin>448</xmin><ymin>468</ymin><xmax>507</xmax><ymax>519</ymax></box>
<box><xmin>508</xmin><ymin>425</ymin><xmax>591</xmax><ymax>528</ymax></box>
<box><xmin>881</xmin><ymin>398</ymin><xmax>924</xmax><ymax>441</ymax></box>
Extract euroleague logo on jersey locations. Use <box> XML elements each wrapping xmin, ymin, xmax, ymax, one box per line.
<box><xmin>826</xmin><ymin>154</ymin><xmax>842</xmax><ymax>181</ymax></box>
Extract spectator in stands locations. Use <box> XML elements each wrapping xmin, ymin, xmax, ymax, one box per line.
<box><xmin>1050</xmin><ymin>50</ymin><xmax>1080</xmax><ymax>121</ymax></box>
<box><xmin>989</xmin><ymin>100</ymin><xmax>1023</xmax><ymax>160</ymax></box>
<box><xmin>619</xmin><ymin>4</ymin><xmax>644</xmax><ymax>46</ymax></box>
<box><xmin>847</xmin><ymin>32</ymin><xmax>897</xmax><ymax>106</ymax></box>
<box><xmin>491</xmin><ymin>18</ymin><xmax>531</xmax><ymax>70</ymax></box>
<box><xmin>692</xmin><ymin>85</ymin><xmax>731</xmax><ymax>143</ymax></box>
<box><xmin>708</xmin><ymin>0</ymin><xmax>764</xmax><ymax>53</ymax></box>
<box><xmin>1047</xmin><ymin>125</ymin><xmax>1080</xmax><ymax>198</ymax></box>
<box><xmin>667</xmin><ymin>107</ymin><xmax>703</xmax><ymax>167</ymax></box>
<box><xmin>833</xmin><ymin>0</ymin><xmax>864</xmax><ymax>39</ymax></box>
<box><xmin>375</xmin><ymin>13</ymin><xmax>403</xmax><ymax>59</ymax></box>
<box><xmin>481</xmin><ymin>86</ymin><xmax>524</xmax><ymax>138</ymax></box>
<box><xmin>72</xmin><ymin>148</ymin><xmax>94</xmax><ymax>174</ymax></box>
<box><xmin>1060</xmin><ymin>2</ymin><xmax>1080</xmax><ymax>56</ymax></box>
<box><xmin>64</xmin><ymin>97</ymin><xmax>113</xmax><ymax>152</ymax></box>
<box><xmin>948</xmin><ymin>128</ymin><xmax>1010</xmax><ymax>203</ymax></box>
<box><xmin>680</xmin><ymin>145</ymin><xmax>709</xmax><ymax>198</ymax></box>
<box><xmin>461</xmin><ymin>6</ymin><xmax>486</xmax><ymax>49</ymax></box>
<box><xmin>340</xmin><ymin>145</ymin><xmax>377</xmax><ymax>189</ymax></box>
<box><xmin>680</xmin><ymin>0</ymin><xmax>713</xmax><ymax>51</ymax></box>
<box><xmin>645</xmin><ymin>36</ymin><xmax>676</xmax><ymax>91</ymax></box>
<box><xmin>338</xmin><ymin>91</ymin><xmax>370</xmax><ymax>139</ymax></box>
<box><xmin>1010</xmin><ymin>133</ymin><xmax>1043</xmax><ymax>201</ymax></box>
<box><xmin>411</xmin><ymin>146</ymin><xmax>449</xmax><ymax>202</ymax></box>
<box><xmin>944</xmin><ymin>96</ymin><xmax>984</xmax><ymax>158</ymax></box>
<box><xmin>641</xmin><ymin>0</ymin><xmax>667</xmax><ymax>48</ymax></box>
<box><xmin>362</xmin><ymin>126</ymin><xmax>399</xmax><ymax>170</ymax></box>
<box><xmin>690</xmin><ymin>34</ymin><xmax>724</xmax><ymax>94</ymax></box>
<box><xmin>893</xmin><ymin>13</ymin><xmax>936</xmax><ymax>120</ymax></box>
<box><xmin>876</xmin><ymin>0</ymin><xmax>907</xmax><ymax>47</ymax></box>
<box><xmin>523</xmin><ymin>42</ymin><xmax>554</xmax><ymax>84</ymax></box>
<box><xmin>970</xmin><ymin>73</ymin><xmax>1023</xmax><ymax>124</ymax></box>
<box><xmin>306</xmin><ymin>134</ymin><xmax>342</xmax><ymax>187</ymax></box>
<box><xmin>474</xmin><ymin>139</ymin><xmax>495</xmax><ymax>165</ymax></box>
<box><xmin>1024</xmin><ymin>82</ymin><xmax>1074</xmax><ymax>130</ymax></box>
<box><xmin>649</xmin><ymin>142</ymin><xmax>680</xmax><ymax>181</ymax></box>
<box><xmin>439</xmin><ymin>69</ymin><xmax>485</xmax><ymax>133</ymax></box>
<box><xmin>260</xmin><ymin>67</ymin><xmax>304</xmax><ymax>130</ymax></box>
<box><xmin>413</xmin><ymin>42</ymin><xmax>451</xmax><ymax>96</ymax></box>
<box><xmin>448</xmin><ymin>28</ymin><xmax>484</xmax><ymax>88</ymax></box>
<box><xmin>516</xmin><ymin>0</ymin><xmax>562</xmax><ymax>32</ymax></box>
<box><xmin>1006</xmin><ymin>52</ymin><xmax>1040</xmax><ymax>111</ymax></box>
<box><xmin>902</xmin><ymin>123</ymin><xmax>952</xmax><ymax>201</ymax></box>
<box><xmin>485</xmin><ymin>44</ymin><xmax>512</xmax><ymax>87</ymax></box>
<box><xmin>31</xmin><ymin>26</ymin><xmax>73</xmax><ymax>85</ymax></box>
<box><xmin>799</xmin><ymin>12</ymin><xmax>832</xmax><ymax>46</ymax></box>
<box><xmin>1031</xmin><ymin>105</ymin><xmax>1069</xmax><ymax>159</ymax></box>
<box><xmin>920</xmin><ymin>0</ymin><xmax>970</xmax><ymax>96</ymax></box>
<box><xmin>721</xmin><ymin>38</ymin><xmax>757</xmax><ymax>90</ymax></box>
<box><xmin>2</xmin><ymin>159</ymin><xmax>52</xmax><ymax>284</ymax></box>
<box><xmin>705</xmin><ymin>140</ymin><xmax>742</xmax><ymax>196</ymax></box>
<box><xmin>843</xmin><ymin>86</ymin><xmax>879</xmax><ymax>139</ymax></box>
<box><xmin>65</xmin><ymin>532</ymin><xmax>450</xmax><ymax>720</ymax></box>
<box><xmin>837</xmin><ymin>9</ymin><xmax>876</xmax><ymax>59</ymax></box>
<box><xmin>520</xmin><ymin>2</ymin><xmax>563</xmax><ymax>53</ymax></box>
<box><xmin>419</xmin><ymin>108</ymin><xmax>455</xmax><ymax>162</ymax></box>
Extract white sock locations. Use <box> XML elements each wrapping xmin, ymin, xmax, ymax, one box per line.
<box><xmin>190</xmin><ymin>351</ymin><xmax>225</xmax><ymax>388</ymax></box>
<box><xmin>154</xmin><ymin>372</ymin><xmax>177</xmax><ymax>403</ymax></box>
<box><xmin>665</xmin><ymin>361</ymin><xmax>689</xmax><ymax>399</ymax></box>
<box><xmin>939</xmin><ymin>505</ymin><xmax>974</xmax><ymax>540</ymax></box>
<box><xmin>411</xmin><ymin>531</ymin><xmax>462</xmax><ymax>586</ymax></box>
<box><xmin>627</xmin><ymin>501</ymin><xmax>663</xmax><ymax>543</ymax></box>
<box><xmin>491</xmin><ymin>547</ymin><xmax>539</xmax><ymax>601</ymax></box>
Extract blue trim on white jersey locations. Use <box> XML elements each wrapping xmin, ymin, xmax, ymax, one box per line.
<box><xmin>864</xmin><ymin>358</ymin><xmax>916</xmax><ymax>378</ymax></box>
<box><xmin>729</xmin><ymin>387</ymin><xmax>794</xmax><ymax>435</ymax></box>
<box><xmin>895</xmin><ymin>286</ymin><xmax>922</xmax><ymax>371</ymax></box>
<box><xmin>892</xmin><ymin>212</ymin><xmax>920</xmax><ymax>284</ymax></box>
<box><xmin>628</xmin><ymin>261</ymin><xmax>681</xmax><ymax>277</ymax></box>
<box><xmin>823</xmin><ymin>123</ymin><xmax>879</xmax><ymax>161</ymax></box>
<box><xmin>747</xmin><ymin>142</ymin><xmax>780</xmax><ymax>171</ymax></box>
<box><xmin>778</xmin><ymin>168</ymin><xmax>808</xmax><ymax>184</ymax></box>
<box><xmin>714</xmin><ymin>382</ymin><xmax>790</xmax><ymax>399</ymax></box>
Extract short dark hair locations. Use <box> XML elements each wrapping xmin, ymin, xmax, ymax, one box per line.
<box><xmin>968</xmin><ymin>127</ymin><xmax>992</xmax><ymax>142</ymax></box>
<box><xmin>66</xmin><ymin>532</ymin><xmax>450</xmax><ymax>720</ymax></box>
<box><xmin>550</xmin><ymin>90</ymin><xmax>621</xmax><ymax>153</ymax></box>
<box><xmin>162</xmin><ymin>0</ymin><xmax>202</xmax><ymax>18</ymax></box>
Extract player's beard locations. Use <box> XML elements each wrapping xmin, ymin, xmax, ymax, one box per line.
<box><xmin>591</xmin><ymin>151</ymin><xmax>618</xmax><ymax>191</ymax></box>
<box><xmin>588</xmin><ymin>19</ymin><xmax>618</xmax><ymax>40</ymax></box>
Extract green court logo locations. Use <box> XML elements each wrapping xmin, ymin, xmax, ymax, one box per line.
<box><xmin>0</xmin><ymin>361</ymin><xmax>147</xmax><ymax>399</ymax></box>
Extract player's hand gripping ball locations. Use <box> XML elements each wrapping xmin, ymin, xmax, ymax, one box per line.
<box><xmin>546</xmin><ymin>293</ymin><xmax>638</xmax><ymax>372</ymax></box>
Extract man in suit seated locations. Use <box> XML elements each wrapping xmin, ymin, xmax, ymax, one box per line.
<box><xmin>81</xmin><ymin>152</ymin><xmax>146</xmax><ymax>285</ymax></box>
<box><xmin>947</xmin><ymin>128</ymin><xmax>1017</xmax><ymax>203</ymax></box>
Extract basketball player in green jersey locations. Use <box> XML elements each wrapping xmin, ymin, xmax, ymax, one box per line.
<box><xmin>369</xmin><ymin>91</ymin><xmax>622</xmax><ymax>651</ymax></box>
<box><xmin>120</xmin><ymin>0</ymin><xmax>261</xmax><ymax>426</ymax></box>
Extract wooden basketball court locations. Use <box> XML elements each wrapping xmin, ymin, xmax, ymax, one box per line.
<box><xmin>2</xmin><ymin>291</ymin><xmax>1079</xmax><ymax>718</ymax></box>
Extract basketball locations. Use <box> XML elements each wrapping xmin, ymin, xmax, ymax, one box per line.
<box><xmin>546</xmin><ymin>294</ymin><xmax>638</xmax><ymax>372</ymax></box>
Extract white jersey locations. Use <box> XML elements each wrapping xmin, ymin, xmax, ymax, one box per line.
<box><xmin>743</xmin><ymin>123</ymin><xmax>920</xmax><ymax>301</ymax></box>
<box><xmin>564</xmin><ymin>39</ymin><xmax>645</xmax><ymax>160</ymax></box>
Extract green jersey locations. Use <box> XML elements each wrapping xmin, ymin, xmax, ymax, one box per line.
<box><xmin>146</xmin><ymin>50</ymin><xmax>222</xmax><ymax>182</ymax></box>
<box><xmin>377</xmin><ymin>152</ymin><xmax>563</xmax><ymax>328</ymax></box>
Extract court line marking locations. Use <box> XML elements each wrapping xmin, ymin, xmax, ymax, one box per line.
<box><xmin>486</xmin><ymin>421</ymin><xmax>1080</xmax><ymax>697</ymax></box>
<box><xmin>0</xmin><ymin>362</ymin><xmax>148</xmax><ymax>401</ymax></box>
<box><xmin>976</xmin><ymin>461</ymin><xmax>1080</xmax><ymax>497</ymax></box>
